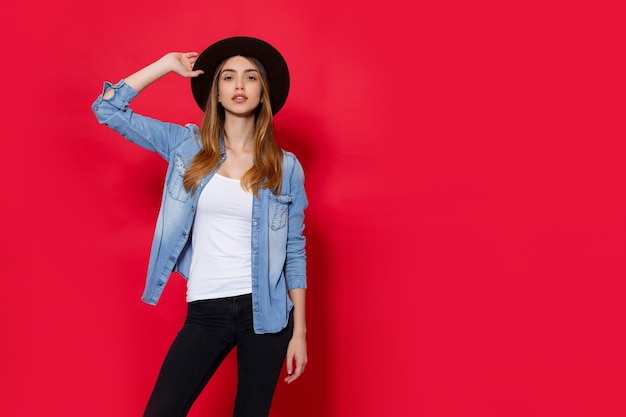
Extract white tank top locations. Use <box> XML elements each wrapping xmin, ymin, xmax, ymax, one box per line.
<box><xmin>187</xmin><ymin>173</ymin><xmax>253</xmax><ymax>302</ymax></box>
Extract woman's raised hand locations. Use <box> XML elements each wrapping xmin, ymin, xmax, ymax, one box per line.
<box><xmin>103</xmin><ymin>51</ymin><xmax>206</xmax><ymax>98</ymax></box>
<box><xmin>165</xmin><ymin>52</ymin><xmax>205</xmax><ymax>78</ymax></box>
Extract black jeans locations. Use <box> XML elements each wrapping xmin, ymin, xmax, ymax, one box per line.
<box><xmin>143</xmin><ymin>294</ymin><xmax>294</xmax><ymax>417</ymax></box>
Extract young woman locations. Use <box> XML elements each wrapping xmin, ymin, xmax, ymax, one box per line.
<box><xmin>92</xmin><ymin>37</ymin><xmax>308</xmax><ymax>417</ymax></box>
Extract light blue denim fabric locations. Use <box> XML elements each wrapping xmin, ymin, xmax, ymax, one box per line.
<box><xmin>92</xmin><ymin>80</ymin><xmax>307</xmax><ymax>333</ymax></box>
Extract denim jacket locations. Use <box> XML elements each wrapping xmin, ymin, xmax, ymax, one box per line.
<box><xmin>91</xmin><ymin>80</ymin><xmax>307</xmax><ymax>333</ymax></box>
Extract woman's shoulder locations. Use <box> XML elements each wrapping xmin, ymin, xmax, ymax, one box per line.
<box><xmin>280</xmin><ymin>149</ymin><xmax>302</xmax><ymax>166</ymax></box>
<box><xmin>183</xmin><ymin>123</ymin><xmax>201</xmax><ymax>138</ymax></box>
<box><xmin>169</xmin><ymin>124</ymin><xmax>202</xmax><ymax>159</ymax></box>
<box><xmin>280</xmin><ymin>150</ymin><xmax>305</xmax><ymax>186</ymax></box>
<box><xmin>280</xmin><ymin>150</ymin><xmax>298</xmax><ymax>172</ymax></box>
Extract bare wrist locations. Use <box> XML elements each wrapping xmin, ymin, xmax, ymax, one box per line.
<box><xmin>292</xmin><ymin>328</ymin><xmax>307</xmax><ymax>338</ymax></box>
<box><xmin>158</xmin><ymin>53</ymin><xmax>177</xmax><ymax>73</ymax></box>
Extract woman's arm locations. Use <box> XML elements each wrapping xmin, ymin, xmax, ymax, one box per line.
<box><xmin>285</xmin><ymin>288</ymin><xmax>307</xmax><ymax>384</ymax></box>
<box><xmin>92</xmin><ymin>52</ymin><xmax>205</xmax><ymax>158</ymax></box>
<box><xmin>283</xmin><ymin>155</ymin><xmax>309</xmax><ymax>384</ymax></box>
<box><xmin>102</xmin><ymin>52</ymin><xmax>204</xmax><ymax>99</ymax></box>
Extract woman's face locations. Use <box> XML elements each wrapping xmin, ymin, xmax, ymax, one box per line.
<box><xmin>217</xmin><ymin>55</ymin><xmax>263</xmax><ymax>117</ymax></box>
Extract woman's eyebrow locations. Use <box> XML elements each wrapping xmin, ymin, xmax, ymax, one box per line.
<box><xmin>221</xmin><ymin>68</ymin><xmax>259</xmax><ymax>74</ymax></box>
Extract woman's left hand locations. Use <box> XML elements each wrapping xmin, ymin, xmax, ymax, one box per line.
<box><xmin>284</xmin><ymin>334</ymin><xmax>308</xmax><ymax>384</ymax></box>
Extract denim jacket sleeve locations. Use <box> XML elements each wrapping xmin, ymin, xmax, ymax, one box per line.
<box><xmin>91</xmin><ymin>80</ymin><xmax>195</xmax><ymax>160</ymax></box>
<box><xmin>284</xmin><ymin>153</ymin><xmax>308</xmax><ymax>290</ymax></box>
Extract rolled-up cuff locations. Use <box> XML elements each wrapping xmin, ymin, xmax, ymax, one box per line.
<box><xmin>95</xmin><ymin>80</ymin><xmax>139</xmax><ymax>110</ymax></box>
<box><xmin>286</xmin><ymin>274</ymin><xmax>307</xmax><ymax>290</ymax></box>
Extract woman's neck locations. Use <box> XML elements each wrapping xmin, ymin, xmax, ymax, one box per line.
<box><xmin>223</xmin><ymin>115</ymin><xmax>255</xmax><ymax>152</ymax></box>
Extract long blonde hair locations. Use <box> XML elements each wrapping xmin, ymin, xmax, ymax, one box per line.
<box><xmin>183</xmin><ymin>56</ymin><xmax>283</xmax><ymax>197</ymax></box>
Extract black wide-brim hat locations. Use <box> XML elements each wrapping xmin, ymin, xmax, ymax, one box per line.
<box><xmin>191</xmin><ymin>36</ymin><xmax>290</xmax><ymax>115</ymax></box>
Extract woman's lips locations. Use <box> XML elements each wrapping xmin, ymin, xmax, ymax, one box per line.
<box><xmin>232</xmin><ymin>94</ymin><xmax>248</xmax><ymax>103</ymax></box>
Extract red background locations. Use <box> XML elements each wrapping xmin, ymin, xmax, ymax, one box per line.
<box><xmin>2</xmin><ymin>1</ymin><xmax>625</xmax><ymax>416</ymax></box>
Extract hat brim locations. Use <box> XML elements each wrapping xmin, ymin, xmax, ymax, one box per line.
<box><xmin>191</xmin><ymin>37</ymin><xmax>289</xmax><ymax>115</ymax></box>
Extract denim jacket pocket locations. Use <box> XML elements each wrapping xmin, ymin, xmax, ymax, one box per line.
<box><xmin>268</xmin><ymin>192</ymin><xmax>292</xmax><ymax>230</ymax></box>
<box><xmin>166</xmin><ymin>154</ymin><xmax>190</xmax><ymax>202</ymax></box>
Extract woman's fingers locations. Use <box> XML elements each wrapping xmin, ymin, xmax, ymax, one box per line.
<box><xmin>176</xmin><ymin>52</ymin><xmax>204</xmax><ymax>78</ymax></box>
<box><xmin>284</xmin><ymin>352</ymin><xmax>307</xmax><ymax>384</ymax></box>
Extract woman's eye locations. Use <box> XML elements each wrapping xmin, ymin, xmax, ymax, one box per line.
<box><xmin>223</xmin><ymin>75</ymin><xmax>233</xmax><ymax>80</ymax></box>
<box><xmin>247</xmin><ymin>75</ymin><xmax>257</xmax><ymax>80</ymax></box>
